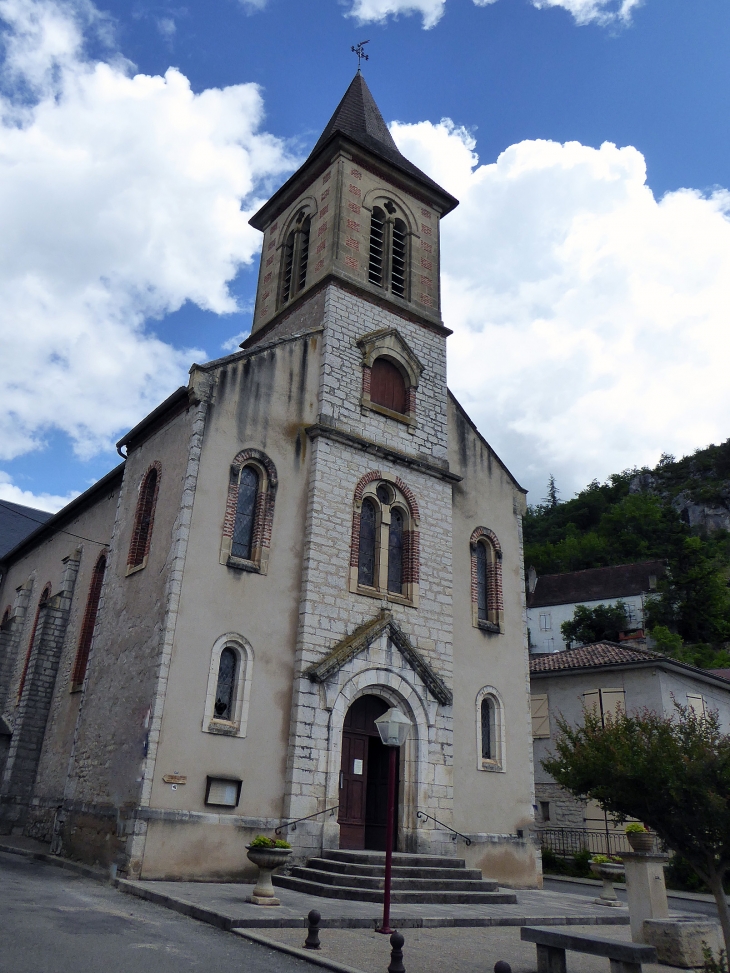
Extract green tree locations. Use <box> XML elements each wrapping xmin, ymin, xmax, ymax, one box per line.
<box><xmin>560</xmin><ymin>601</ymin><xmax>629</xmax><ymax>647</ymax></box>
<box><xmin>543</xmin><ymin>705</ymin><xmax>730</xmax><ymax>954</ymax></box>
<box><xmin>543</xmin><ymin>475</ymin><xmax>560</xmax><ymax>509</ymax></box>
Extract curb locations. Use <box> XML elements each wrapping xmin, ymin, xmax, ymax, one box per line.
<box><xmin>0</xmin><ymin>841</ymin><xmax>108</xmax><ymax>883</ymax></box>
<box><xmin>233</xmin><ymin>929</ymin><xmax>368</xmax><ymax>973</ymax></box>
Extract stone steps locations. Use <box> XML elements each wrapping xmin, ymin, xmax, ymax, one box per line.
<box><xmin>272</xmin><ymin>849</ymin><xmax>517</xmax><ymax>905</ymax></box>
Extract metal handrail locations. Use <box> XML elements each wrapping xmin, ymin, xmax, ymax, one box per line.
<box><xmin>417</xmin><ymin>809</ymin><xmax>472</xmax><ymax>845</ymax></box>
<box><xmin>274</xmin><ymin>805</ymin><xmax>339</xmax><ymax>835</ymax></box>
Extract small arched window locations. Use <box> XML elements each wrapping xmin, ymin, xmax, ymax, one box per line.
<box><xmin>351</xmin><ymin>477</ymin><xmax>419</xmax><ymax>606</ymax></box>
<box><xmin>71</xmin><ymin>554</ymin><xmax>106</xmax><ymax>691</ymax></box>
<box><xmin>368</xmin><ymin>202</ymin><xmax>409</xmax><ymax>300</ymax></box>
<box><xmin>371</xmin><ymin>358</ymin><xmax>407</xmax><ymax>415</ymax></box>
<box><xmin>476</xmin><ymin>687</ymin><xmax>504</xmax><ymax>771</ymax></box>
<box><xmin>232</xmin><ymin>466</ymin><xmax>259</xmax><ymax>561</ymax></box>
<box><xmin>221</xmin><ymin>450</ymin><xmax>278</xmax><ymax>574</ymax></box>
<box><xmin>18</xmin><ymin>583</ymin><xmax>51</xmax><ymax>701</ymax></box>
<box><xmin>127</xmin><ymin>465</ymin><xmax>160</xmax><ymax>573</ymax></box>
<box><xmin>388</xmin><ymin>508</ymin><xmax>404</xmax><ymax>594</ymax></box>
<box><xmin>358</xmin><ymin>498</ymin><xmax>378</xmax><ymax>588</ymax></box>
<box><xmin>214</xmin><ymin>647</ymin><xmax>237</xmax><ymax>721</ymax></box>
<box><xmin>203</xmin><ymin>634</ymin><xmax>255</xmax><ymax>737</ymax></box>
<box><xmin>280</xmin><ymin>210</ymin><xmax>311</xmax><ymax>305</ymax></box>
<box><xmin>470</xmin><ymin>528</ymin><xmax>504</xmax><ymax>633</ymax></box>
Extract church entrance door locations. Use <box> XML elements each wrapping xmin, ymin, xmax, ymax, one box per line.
<box><xmin>338</xmin><ymin>695</ymin><xmax>399</xmax><ymax>851</ymax></box>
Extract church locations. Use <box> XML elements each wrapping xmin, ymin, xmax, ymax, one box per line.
<box><xmin>0</xmin><ymin>73</ymin><xmax>540</xmax><ymax>889</ymax></box>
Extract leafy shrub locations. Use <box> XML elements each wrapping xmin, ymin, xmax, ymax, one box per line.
<box><xmin>625</xmin><ymin>823</ymin><xmax>647</xmax><ymax>834</ymax></box>
<box><xmin>249</xmin><ymin>835</ymin><xmax>291</xmax><ymax>849</ymax></box>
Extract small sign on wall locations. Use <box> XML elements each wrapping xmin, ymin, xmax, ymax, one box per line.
<box><xmin>353</xmin><ymin>759</ymin><xmax>363</xmax><ymax>775</ymax></box>
<box><xmin>162</xmin><ymin>774</ymin><xmax>187</xmax><ymax>785</ymax></box>
<box><xmin>205</xmin><ymin>776</ymin><xmax>242</xmax><ymax>808</ymax></box>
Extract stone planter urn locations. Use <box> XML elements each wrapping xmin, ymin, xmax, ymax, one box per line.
<box><xmin>590</xmin><ymin>862</ymin><xmax>626</xmax><ymax>907</ymax></box>
<box><xmin>246</xmin><ymin>845</ymin><xmax>292</xmax><ymax>906</ymax></box>
<box><xmin>626</xmin><ymin>831</ymin><xmax>654</xmax><ymax>853</ymax></box>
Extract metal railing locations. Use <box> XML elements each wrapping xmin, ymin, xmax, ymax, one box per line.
<box><xmin>539</xmin><ymin>827</ymin><xmax>661</xmax><ymax>858</ymax></box>
<box><xmin>274</xmin><ymin>805</ymin><xmax>339</xmax><ymax>836</ymax></box>
<box><xmin>417</xmin><ymin>810</ymin><xmax>471</xmax><ymax>845</ymax></box>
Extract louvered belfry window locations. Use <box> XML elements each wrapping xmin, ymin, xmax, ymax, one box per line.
<box><xmin>368</xmin><ymin>203</ymin><xmax>408</xmax><ymax>299</ymax></box>
<box><xmin>280</xmin><ymin>210</ymin><xmax>311</xmax><ymax>305</ymax></box>
<box><xmin>358</xmin><ymin>498</ymin><xmax>378</xmax><ymax>587</ymax></box>
<box><xmin>214</xmin><ymin>647</ymin><xmax>237</xmax><ymax>721</ymax></box>
<box><xmin>232</xmin><ymin>466</ymin><xmax>259</xmax><ymax>561</ymax></box>
<box><xmin>371</xmin><ymin>358</ymin><xmax>407</xmax><ymax>414</ymax></box>
<box><xmin>71</xmin><ymin>554</ymin><xmax>106</xmax><ymax>690</ymax></box>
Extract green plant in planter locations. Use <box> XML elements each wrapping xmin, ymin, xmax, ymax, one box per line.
<box><xmin>591</xmin><ymin>854</ymin><xmax>623</xmax><ymax>865</ymax></box>
<box><xmin>625</xmin><ymin>823</ymin><xmax>647</xmax><ymax>834</ymax></box>
<box><xmin>249</xmin><ymin>835</ymin><xmax>291</xmax><ymax>849</ymax></box>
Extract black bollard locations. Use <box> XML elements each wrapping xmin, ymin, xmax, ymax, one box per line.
<box><xmin>388</xmin><ymin>931</ymin><xmax>405</xmax><ymax>973</ymax></box>
<box><xmin>494</xmin><ymin>963</ymin><xmax>512</xmax><ymax>973</ymax></box>
<box><xmin>304</xmin><ymin>909</ymin><xmax>321</xmax><ymax>950</ymax></box>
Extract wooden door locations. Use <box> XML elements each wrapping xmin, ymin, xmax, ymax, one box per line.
<box><xmin>365</xmin><ymin>735</ymin><xmax>399</xmax><ymax>851</ymax></box>
<box><xmin>338</xmin><ymin>695</ymin><xmax>389</xmax><ymax>850</ymax></box>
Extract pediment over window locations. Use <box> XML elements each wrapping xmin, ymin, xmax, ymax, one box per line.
<box><xmin>356</xmin><ymin>328</ymin><xmax>424</xmax><ymax>388</ymax></box>
<box><xmin>304</xmin><ymin>609</ymin><xmax>452</xmax><ymax>706</ymax></box>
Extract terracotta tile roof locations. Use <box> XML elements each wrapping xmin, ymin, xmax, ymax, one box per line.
<box><xmin>527</xmin><ymin>560</ymin><xmax>666</xmax><ymax>609</ymax></box>
<box><xmin>530</xmin><ymin>641</ymin><xmax>663</xmax><ymax>674</ymax></box>
<box><xmin>708</xmin><ymin>669</ymin><xmax>730</xmax><ymax>682</ymax></box>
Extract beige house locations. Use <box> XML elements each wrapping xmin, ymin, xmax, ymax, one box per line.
<box><xmin>0</xmin><ymin>73</ymin><xmax>539</xmax><ymax>888</ymax></box>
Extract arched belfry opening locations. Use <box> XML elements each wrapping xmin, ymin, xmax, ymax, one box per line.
<box><xmin>338</xmin><ymin>694</ymin><xmax>398</xmax><ymax>851</ymax></box>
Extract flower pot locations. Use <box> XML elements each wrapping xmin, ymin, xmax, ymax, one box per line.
<box><xmin>627</xmin><ymin>831</ymin><xmax>654</xmax><ymax>853</ymax></box>
<box><xmin>590</xmin><ymin>862</ymin><xmax>625</xmax><ymax>907</ymax></box>
<box><xmin>246</xmin><ymin>846</ymin><xmax>292</xmax><ymax>906</ymax></box>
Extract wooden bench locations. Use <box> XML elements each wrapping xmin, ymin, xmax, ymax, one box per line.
<box><xmin>520</xmin><ymin>925</ymin><xmax>658</xmax><ymax>973</ymax></box>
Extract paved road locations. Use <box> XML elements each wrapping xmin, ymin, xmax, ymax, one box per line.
<box><xmin>543</xmin><ymin>877</ymin><xmax>719</xmax><ymax>919</ymax></box>
<box><xmin>0</xmin><ymin>852</ymin><xmax>313</xmax><ymax>973</ymax></box>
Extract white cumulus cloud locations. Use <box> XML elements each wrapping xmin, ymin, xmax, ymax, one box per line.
<box><xmin>0</xmin><ymin>471</ymin><xmax>79</xmax><ymax>512</ymax></box>
<box><xmin>0</xmin><ymin>0</ymin><xmax>294</xmax><ymax>463</ymax></box>
<box><xmin>349</xmin><ymin>0</ymin><xmax>639</xmax><ymax>28</ymax></box>
<box><xmin>391</xmin><ymin>119</ymin><xmax>730</xmax><ymax>497</ymax></box>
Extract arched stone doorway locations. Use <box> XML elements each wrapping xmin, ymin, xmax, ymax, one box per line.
<box><xmin>338</xmin><ymin>694</ymin><xmax>398</xmax><ymax>851</ymax></box>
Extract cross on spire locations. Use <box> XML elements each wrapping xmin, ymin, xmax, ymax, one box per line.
<box><xmin>351</xmin><ymin>40</ymin><xmax>369</xmax><ymax>71</ymax></box>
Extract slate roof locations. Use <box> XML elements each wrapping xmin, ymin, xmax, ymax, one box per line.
<box><xmin>527</xmin><ymin>560</ymin><xmax>666</xmax><ymax>609</ymax></box>
<box><xmin>529</xmin><ymin>641</ymin><xmax>663</xmax><ymax>674</ymax></box>
<box><xmin>0</xmin><ymin>500</ymin><xmax>53</xmax><ymax>559</ymax></box>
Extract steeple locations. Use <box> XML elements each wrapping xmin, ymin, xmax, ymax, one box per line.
<box><xmin>246</xmin><ymin>74</ymin><xmax>459</xmax><ymax>343</ymax></box>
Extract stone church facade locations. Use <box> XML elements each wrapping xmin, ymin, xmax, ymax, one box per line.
<box><xmin>0</xmin><ymin>74</ymin><xmax>540</xmax><ymax>887</ymax></box>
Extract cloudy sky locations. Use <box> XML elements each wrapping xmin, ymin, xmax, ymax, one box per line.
<box><xmin>0</xmin><ymin>0</ymin><xmax>728</xmax><ymax>512</ymax></box>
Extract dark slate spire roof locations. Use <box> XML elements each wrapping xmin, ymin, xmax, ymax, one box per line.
<box><xmin>307</xmin><ymin>73</ymin><xmax>457</xmax><ymax>212</ymax></box>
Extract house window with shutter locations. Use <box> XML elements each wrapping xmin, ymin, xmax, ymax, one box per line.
<box><xmin>476</xmin><ymin>686</ymin><xmax>505</xmax><ymax>771</ymax></box>
<box><xmin>470</xmin><ymin>527</ymin><xmax>504</xmax><ymax>633</ymax></box>
<box><xmin>350</xmin><ymin>473</ymin><xmax>419</xmax><ymax>607</ymax></box>
<box><xmin>71</xmin><ymin>553</ymin><xmax>107</xmax><ymax>691</ymax></box>
<box><xmin>220</xmin><ymin>449</ymin><xmax>278</xmax><ymax>574</ymax></box>
<box><xmin>531</xmin><ymin>694</ymin><xmax>551</xmax><ymax>738</ymax></box>
<box><xmin>583</xmin><ymin>688</ymin><xmax>626</xmax><ymax>724</ymax></box>
<box><xmin>126</xmin><ymin>463</ymin><xmax>161</xmax><ymax>575</ymax></box>
<box><xmin>202</xmin><ymin>634</ymin><xmax>255</xmax><ymax>737</ymax></box>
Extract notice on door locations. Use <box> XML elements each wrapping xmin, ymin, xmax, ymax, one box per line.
<box><xmin>353</xmin><ymin>759</ymin><xmax>364</xmax><ymax>775</ymax></box>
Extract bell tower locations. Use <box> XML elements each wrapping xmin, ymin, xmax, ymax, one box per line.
<box><xmin>246</xmin><ymin>71</ymin><xmax>458</xmax><ymax>345</ymax></box>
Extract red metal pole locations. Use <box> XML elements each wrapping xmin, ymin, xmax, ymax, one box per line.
<box><xmin>378</xmin><ymin>745</ymin><xmax>397</xmax><ymax>934</ymax></box>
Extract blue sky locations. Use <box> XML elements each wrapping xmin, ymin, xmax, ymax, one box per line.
<box><xmin>1</xmin><ymin>0</ymin><xmax>729</xmax><ymax>510</ymax></box>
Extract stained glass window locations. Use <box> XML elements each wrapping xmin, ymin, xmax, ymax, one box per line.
<box><xmin>476</xmin><ymin>542</ymin><xmax>488</xmax><ymax>623</ymax></box>
<box><xmin>481</xmin><ymin>697</ymin><xmax>494</xmax><ymax>760</ymax></box>
<box><xmin>358</xmin><ymin>498</ymin><xmax>377</xmax><ymax>587</ymax></box>
<box><xmin>388</xmin><ymin>508</ymin><xmax>404</xmax><ymax>594</ymax></box>
<box><xmin>214</xmin><ymin>648</ymin><xmax>237</xmax><ymax>721</ymax></box>
<box><xmin>232</xmin><ymin>466</ymin><xmax>258</xmax><ymax>560</ymax></box>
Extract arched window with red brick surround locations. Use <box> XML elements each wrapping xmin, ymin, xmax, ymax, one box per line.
<box><xmin>470</xmin><ymin>527</ymin><xmax>504</xmax><ymax>633</ymax></box>
<box><xmin>71</xmin><ymin>553</ymin><xmax>107</xmax><ymax>691</ymax></box>
<box><xmin>350</xmin><ymin>472</ymin><xmax>419</xmax><ymax>607</ymax></box>
<box><xmin>357</xmin><ymin>328</ymin><xmax>422</xmax><ymax>429</ymax></box>
<box><xmin>17</xmin><ymin>582</ymin><xmax>51</xmax><ymax>701</ymax></box>
<box><xmin>127</xmin><ymin>463</ymin><xmax>161</xmax><ymax>574</ymax></box>
<box><xmin>220</xmin><ymin>449</ymin><xmax>277</xmax><ymax>574</ymax></box>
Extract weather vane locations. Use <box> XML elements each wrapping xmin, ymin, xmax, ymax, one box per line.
<box><xmin>351</xmin><ymin>40</ymin><xmax>370</xmax><ymax>70</ymax></box>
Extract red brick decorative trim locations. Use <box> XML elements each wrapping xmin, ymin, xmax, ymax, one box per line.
<box><xmin>222</xmin><ymin>449</ymin><xmax>278</xmax><ymax>571</ymax></box>
<box><xmin>350</xmin><ymin>472</ymin><xmax>420</xmax><ymax>592</ymax></box>
<box><xmin>127</xmin><ymin>462</ymin><xmax>161</xmax><ymax>568</ymax></box>
<box><xmin>71</xmin><ymin>553</ymin><xmax>107</xmax><ymax>690</ymax></box>
<box><xmin>470</xmin><ymin>526</ymin><xmax>504</xmax><ymax>628</ymax></box>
